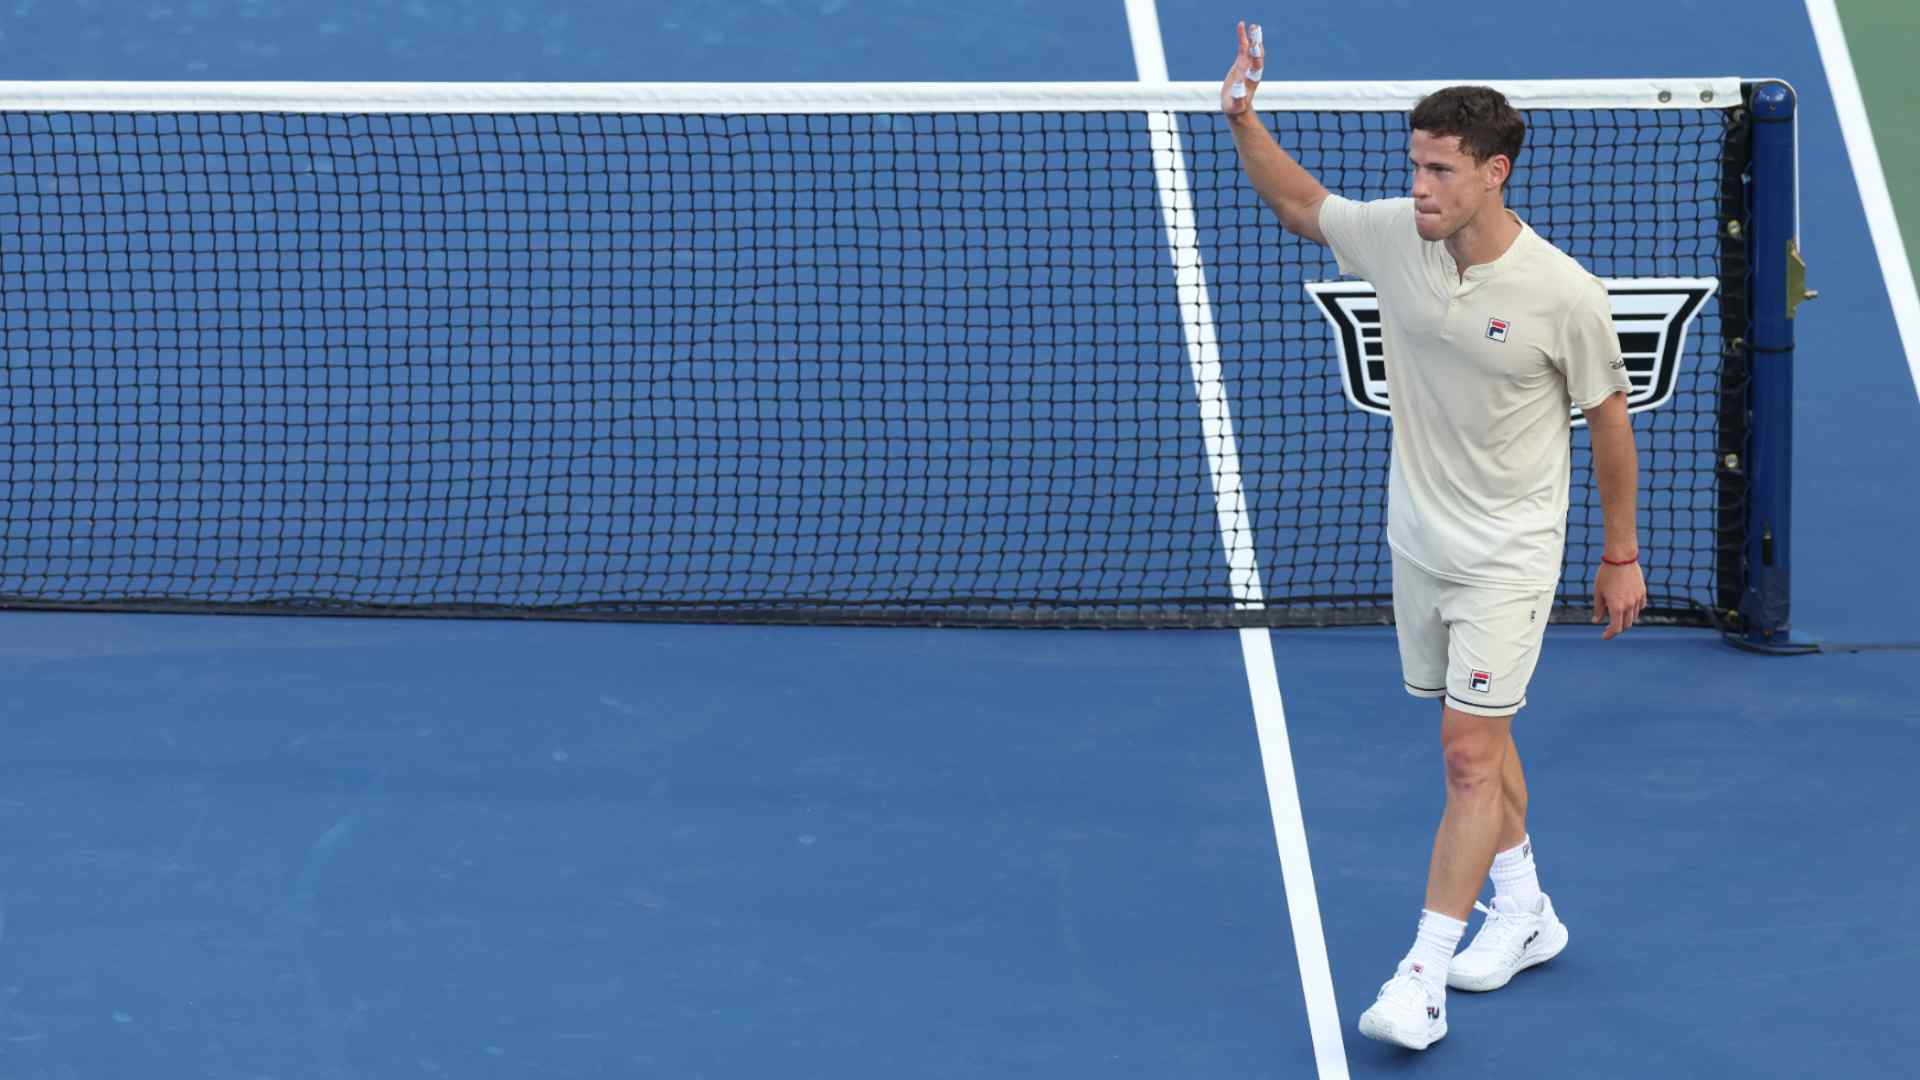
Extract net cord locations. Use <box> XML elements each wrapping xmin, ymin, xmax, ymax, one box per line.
<box><xmin>0</xmin><ymin>78</ymin><xmax>1747</xmax><ymax>115</ymax></box>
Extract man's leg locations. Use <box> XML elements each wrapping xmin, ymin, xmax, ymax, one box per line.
<box><xmin>1448</xmin><ymin>709</ymin><xmax>1568</xmax><ymax>995</ymax></box>
<box><xmin>1424</xmin><ymin>704</ymin><xmax>1514</xmax><ymax>921</ymax></box>
<box><xmin>1498</xmin><ymin>730</ymin><xmax>1527</xmax><ymax>852</ymax></box>
<box><xmin>1360</xmin><ymin>555</ymin><xmax>1459</xmax><ymax>1049</ymax></box>
<box><xmin>1360</xmin><ymin>702</ymin><xmax>1511</xmax><ymax>1049</ymax></box>
<box><xmin>1487</xmin><ymin>732</ymin><xmax>1541</xmax><ymax>907</ymax></box>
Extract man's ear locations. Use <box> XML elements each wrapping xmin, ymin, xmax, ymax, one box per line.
<box><xmin>1484</xmin><ymin>154</ymin><xmax>1512</xmax><ymax>193</ymax></box>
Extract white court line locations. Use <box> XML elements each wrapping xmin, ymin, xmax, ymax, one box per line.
<box><xmin>1805</xmin><ymin>0</ymin><xmax>1920</xmax><ymax>401</ymax></box>
<box><xmin>1122</xmin><ymin>3</ymin><xmax>1350</xmax><ymax>1077</ymax></box>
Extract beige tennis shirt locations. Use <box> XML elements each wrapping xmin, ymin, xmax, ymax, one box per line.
<box><xmin>1317</xmin><ymin>194</ymin><xmax>1629</xmax><ymax>590</ymax></box>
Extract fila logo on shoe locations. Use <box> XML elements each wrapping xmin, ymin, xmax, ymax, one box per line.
<box><xmin>1524</xmin><ymin>932</ymin><xmax>1539</xmax><ymax>948</ymax></box>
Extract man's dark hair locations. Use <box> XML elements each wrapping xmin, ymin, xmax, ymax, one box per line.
<box><xmin>1409</xmin><ymin>86</ymin><xmax>1525</xmax><ymax>173</ymax></box>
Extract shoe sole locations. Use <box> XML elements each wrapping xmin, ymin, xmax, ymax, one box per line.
<box><xmin>1447</xmin><ymin>920</ymin><xmax>1570</xmax><ymax>993</ymax></box>
<box><xmin>1358</xmin><ymin>1010</ymin><xmax>1447</xmax><ymax>1051</ymax></box>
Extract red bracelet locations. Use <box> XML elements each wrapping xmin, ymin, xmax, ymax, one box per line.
<box><xmin>1601</xmin><ymin>553</ymin><xmax>1639</xmax><ymax>566</ymax></box>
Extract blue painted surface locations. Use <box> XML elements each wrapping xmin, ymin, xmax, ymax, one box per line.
<box><xmin>1280</xmin><ymin>626</ymin><xmax>1920</xmax><ymax>1077</ymax></box>
<box><xmin>0</xmin><ymin>614</ymin><xmax>1309</xmax><ymax>1077</ymax></box>
<box><xmin>0</xmin><ymin>0</ymin><xmax>1133</xmax><ymax>84</ymax></box>
<box><xmin>0</xmin><ymin>2</ymin><xmax>1912</xmax><ymax>1078</ymax></box>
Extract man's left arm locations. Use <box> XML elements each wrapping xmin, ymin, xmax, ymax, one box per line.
<box><xmin>1583</xmin><ymin>391</ymin><xmax>1647</xmax><ymax>639</ymax></box>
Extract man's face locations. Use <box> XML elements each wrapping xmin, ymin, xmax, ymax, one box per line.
<box><xmin>1409</xmin><ymin>129</ymin><xmax>1507</xmax><ymax>242</ymax></box>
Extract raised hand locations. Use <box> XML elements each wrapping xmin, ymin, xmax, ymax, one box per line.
<box><xmin>1220</xmin><ymin>20</ymin><xmax>1266</xmax><ymax>117</ymax></box>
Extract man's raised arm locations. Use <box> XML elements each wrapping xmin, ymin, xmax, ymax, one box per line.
<box><xmin>1221</xmin><ymin>21</ymin><xmax>1331</xmax><ymax>245</ymax></box>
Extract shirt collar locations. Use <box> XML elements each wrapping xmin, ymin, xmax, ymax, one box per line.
<box><xmin>1440</xmin><ymin>210</ymin><xmax>1532</xmax><ymax>281</ymax></box>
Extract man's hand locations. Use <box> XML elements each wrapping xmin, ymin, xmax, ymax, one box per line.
<box><xmin>1593</xmin><ymin>559</ymin><xmax>1647</xmax><ymax>640</ymax></box>
<box><xmin>1217</xmin><ymin>20</ymin><xmax>1330</xmax><ymax>241</ymax></box>
<box><xmin>1220</xmin><ymin>21</ymin><xmax>1265</xmax><ymax>117</ymax></box>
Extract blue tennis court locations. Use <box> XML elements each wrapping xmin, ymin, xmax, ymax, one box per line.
<box><xmin>0</xmin><ymin>2</ymin><xmax>1914</xmax><ymax>1078</ymax></box>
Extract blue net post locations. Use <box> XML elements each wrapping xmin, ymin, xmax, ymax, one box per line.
<box><xmin>1740</xmin><ymin>81</ymin><xmax>1802</xmax><ymax>647</ymax></box>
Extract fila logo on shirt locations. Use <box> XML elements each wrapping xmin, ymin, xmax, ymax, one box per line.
<box><xmin>1469</xmin><ymin>670</ymin><xmax>1493</xmax><ymax>693</ymax></box>
<box><xmin>1305</xmin><ymin>277</ymin><xmax>1719</xmax><ymax>426</ymax></box>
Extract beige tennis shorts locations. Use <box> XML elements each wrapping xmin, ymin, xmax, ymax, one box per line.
<box><xmin>1392</xmin><ymin>551</ymin><xmax>1553</xmax><ymax>718</ymax></box>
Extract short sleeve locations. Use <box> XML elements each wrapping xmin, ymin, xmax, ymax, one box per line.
<box><xmin>1316</xmin><ymin>195</ymin><xmax>1415</xmax><ymax>280</ymax></box>
<box><xmin>1555</xmin><ymin>277</ymin><xmax>1632</xmax><ymax>411</ymax></box>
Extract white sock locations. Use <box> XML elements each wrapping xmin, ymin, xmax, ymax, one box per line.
<box><xmin>1490</xmin><ymin>836</ymin><xmax>1542</xmax><ymax>909</ymax></box>
<box><xmin>1406</xmin><ymin>909</ymin><xmax>1466</xmax><ymax>992</ymax></box>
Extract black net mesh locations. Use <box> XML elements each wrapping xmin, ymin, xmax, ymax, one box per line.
<box><xmin>0</xmin><ymin>101</ymin><xmax>1749</xmax><ymax>626</ymax></box>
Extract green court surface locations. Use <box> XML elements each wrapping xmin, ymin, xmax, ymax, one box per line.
<box><xmin>1838</xmin><ymin>0</ymin><xmax>1920</xmax><ymax>285</ymax></box>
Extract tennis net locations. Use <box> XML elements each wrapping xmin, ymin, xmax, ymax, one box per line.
<box><xmin>0</xmin><ymin>79</ymin><xmax>1782</xmax><ymax>628</ymax></box>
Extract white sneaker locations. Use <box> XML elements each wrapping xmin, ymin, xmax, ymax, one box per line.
<box><xmin>1357</xmin><ymin>961</ymin><xmax>1447</xmax><ymax>1050</ymax></box>
<box><xmin>1446</xmin><ymin>892</ymin><xmax>1570</xmax><ymax>992</ymax></box>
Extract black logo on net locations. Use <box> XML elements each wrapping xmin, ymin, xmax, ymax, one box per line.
<box><xmin>1305</xmin><ymin>279</ymin><xmax>1719</xmax><ymax>427</ymax></box>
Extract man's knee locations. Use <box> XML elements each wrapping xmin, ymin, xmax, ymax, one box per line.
<box><xmin>1440</xmin><ymin>708</ymin><xmax>1512</xmax><ymax>792</ymax></box>
<box><xmin>1443</xmin><ymin>743</ymin><xmax>1502</xmax><ymax>790</ymax></box>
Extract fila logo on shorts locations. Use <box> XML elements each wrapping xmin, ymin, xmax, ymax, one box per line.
<box><xmin>1469</xmin><ymin>670</ymin><xmax>1493</xmax><ymax>693</ymax></box>
<box><xmin>1485</xmin><ymin>317</ymin><xmax>1510</xmax><ymax>343</ymax></box>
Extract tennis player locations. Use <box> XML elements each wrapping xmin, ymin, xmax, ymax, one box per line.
<box><xmin>1219</xmin><ymin>21</ymin><xmax>1648</xmax><ymax>1050</ymax></box>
